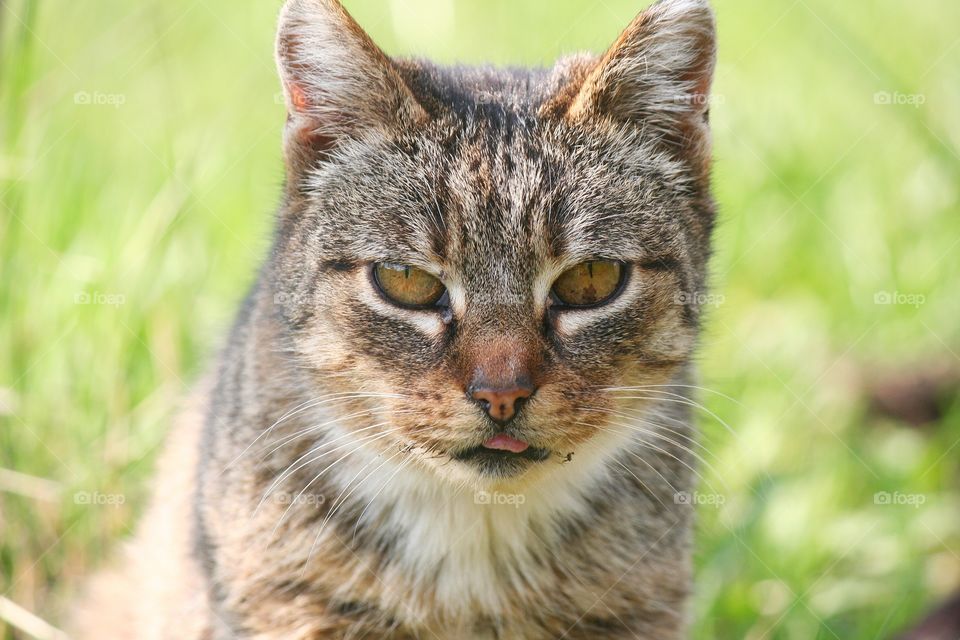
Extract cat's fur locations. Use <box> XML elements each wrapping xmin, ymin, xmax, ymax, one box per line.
<box><xmin>73</xmin><ymin>0</ymin><xmax>717</xmax><ymax>637</ymax></box>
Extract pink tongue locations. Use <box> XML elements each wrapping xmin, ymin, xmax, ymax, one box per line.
<box><xmin>482</xmin><ymin>433</ymin><xmax>530</xmax><ymax>454</ymax></box>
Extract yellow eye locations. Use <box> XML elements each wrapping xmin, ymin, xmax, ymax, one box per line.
<box><xmin>373</xmin><ymin>263</ymin><xmax>446</xmax><ymax>308</ymax></box>
<box><xmin>551</xmin><ymin>260</ymin><xmax>624</xmax><ymax>307</ymax></box>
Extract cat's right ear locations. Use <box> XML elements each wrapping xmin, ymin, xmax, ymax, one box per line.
<box><xmin>542</xmin><ymin>0</ymin><xmax>716</xmax><ymax>174</ymax></box>
<box><xmin>275</xmin><ymin>0</ymin><xmax>428</xmax><ymax>172</ymax></box>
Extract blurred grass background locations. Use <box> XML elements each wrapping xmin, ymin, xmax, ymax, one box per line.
<box><xmin>1</xmin><ymin>0</ymin><xmax>959</xmax><ymax>637</ymax></box>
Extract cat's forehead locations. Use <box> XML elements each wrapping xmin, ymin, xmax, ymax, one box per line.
<box><xmin>437</xmin><ymin>114</ymin><xmax>554</xmax><ymax>272</ymax></box>
<box><xmin>304</xmin><ymin>108</ymin><xmax>693</xmax><ymax>279</ymax></box>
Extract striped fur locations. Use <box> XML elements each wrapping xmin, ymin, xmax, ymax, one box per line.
<box><xmin>74</xmin><ymin>1</ymin><xmax>718</xmax><ymax>637</ymax></box>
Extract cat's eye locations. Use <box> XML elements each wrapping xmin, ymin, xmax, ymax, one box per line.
<box><xmin>373</xmin><ymin>263</ymin><xmax>447</xmax><ymax>309</ymax></box>
<box><xmin>551</xmin><ymin>260</ymin><xmax>625</xmax><ymax>308</ymax></box>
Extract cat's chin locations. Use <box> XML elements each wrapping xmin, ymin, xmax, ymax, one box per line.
<box><xmin>452</xmin><ymin>444</ymin><xmax>552</xmax><ymax>479</ymax></box>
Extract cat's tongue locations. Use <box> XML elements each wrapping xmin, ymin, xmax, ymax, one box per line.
<box><xmin>482</xmin><ymin>433</ymin><xmax>529</xmax><ymax>454</ymax></box>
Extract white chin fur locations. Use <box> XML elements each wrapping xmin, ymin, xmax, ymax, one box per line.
<box><xmin>323</xmin><ymin>425</ymin><xmax>630</xmax><ymax>618</ymax></box>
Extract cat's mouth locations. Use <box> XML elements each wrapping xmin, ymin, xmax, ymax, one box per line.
<box><xmin>452</xmin><ymin>434</ymin><xmax>551</xmax><ymax>477</ymax></box>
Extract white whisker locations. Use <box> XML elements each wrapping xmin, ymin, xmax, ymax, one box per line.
<box><xmin>221</xmin><ymin>392</ymin><xmax>406</xmax><ymax>473</ymax></box>
<box><xmin>576</xmin><ymin>421</ymin><xmax>721</xmax><ymax>497</ymax></box>
<box><xmin>255</xmin><ymin>423</ymin><xmax>399</xmax><ymax>517</ymax></box>
<box><xmin>601</xmin><ymin>390</ymin><xmax>736</xmax><ymax>438</ymax></box>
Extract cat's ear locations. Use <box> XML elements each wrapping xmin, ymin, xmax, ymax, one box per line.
<box><xmin>543</xmin><ymin>0</ymin><xmax>717</xmax><ymax>170</ymax></box>
<box><xmin>275</xmin><ymin>0</ymin><xmax>428</xmax><ymax>170</ymax></box>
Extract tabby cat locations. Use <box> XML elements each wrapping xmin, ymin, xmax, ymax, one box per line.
<box><xmin>74</xmin><ymin>0</ymin><xmax>718</xmax><ymax>637</ymax></box>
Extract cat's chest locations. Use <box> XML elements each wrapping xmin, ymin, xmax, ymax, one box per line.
<box><xmin>393</xmin><ymin>491</ymin><xmax>547</xmax><ymax>611</ymax></box>
<box><xmin>342</xmin><ymin>456</ymin><xmax>606</xmax><ymax>619</ymax></box>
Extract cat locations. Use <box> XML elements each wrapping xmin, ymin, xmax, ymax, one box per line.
<box><xmin>73</xmin><ymin>0</ymin><xmax>718</xmax><ymax>637</ymax></box>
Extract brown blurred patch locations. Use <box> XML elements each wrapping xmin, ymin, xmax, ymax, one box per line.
<box><xmin>895</xmin><ymin>592</ymin><xmax>960</xmax><ymax>640</ymax></box>
<box><xmin>865</xmin><ymin>362</ymin><xmax>960</xmax><ymax>427</ymax></box>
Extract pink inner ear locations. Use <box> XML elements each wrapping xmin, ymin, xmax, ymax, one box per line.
<box><xmin>289</xmin><ymin>82</ymin><xmax>309</xmax><ymax>112</ymax></box>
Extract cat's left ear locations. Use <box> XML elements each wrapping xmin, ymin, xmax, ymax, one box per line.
<box><xmin>275</xmin><ymin>0</ymin><xmax>428</xmax><ymax>172</ymax></box>
<box><xmin>543</xmin><ymin>0</ymin><xmax>717</xmax><ymax>172</ymax></box>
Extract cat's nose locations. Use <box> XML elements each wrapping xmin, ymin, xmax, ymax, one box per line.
<box><xmin>468</xmin><ymin>379</ymin><xmax>535</xmax><ymax>425</ymax></box>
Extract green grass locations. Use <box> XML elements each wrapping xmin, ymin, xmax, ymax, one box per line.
<box><xmin>1</xmin><ymin>0</ymin><xmax>958</xmax><ymax>637</ymax></box>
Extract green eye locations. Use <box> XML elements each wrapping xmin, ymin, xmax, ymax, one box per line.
<box><xmin>373</xmin><ymin>263</ymin><xmax>446</xmax><ymax>308</ymax></box>
<box><xmin>551</xmin><ymin>260</ymin><xmax>625</xmax><ymax>307</ymax></box>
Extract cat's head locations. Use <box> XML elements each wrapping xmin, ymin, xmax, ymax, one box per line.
<box><xmin>269</xmin><ymin>0</ymin><xmax>717</xmax><ymax>485</ymax></box>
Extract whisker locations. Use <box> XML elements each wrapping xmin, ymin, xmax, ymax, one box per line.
<box><xmin>260</xmin><ymin>408</ymin><xmax>416</xmax><ymax>459</ymax></box>
<box><xmin>302</xmin><ymin>453</ymin><xmax>420</xmax><ymax>575</ymax></box>
<box><xmin>351</xmin><ymin>454</ymin><xmax>415</xmax><ymax>543</ymax></box>
<box><xmin>262</xmin><ymin>426</ymin><xmax>407</xmax><ymax>538</ymax></box>
<box><xmin>255</xmin><ymin>424</ymin><xmax>399</xmax><ymax>517</ymax></box>
<box><xmin>299</xmin><ymin>427</ymin><xmax>432</xmax><ymax>571</ymax></box>
<box><xmin>304</xmin><ymin>445</ymin><xmax>412</xmax><ymax>556</ymax></box>
<box><xmin>322</xmin><ymin>447</ymin><xmax>406</xmax><ymax>529</ymax></box>
<box><xmin>221</xmin><ymin>392</ymin><xmax>406</xmax><ymax>473</ymax></box>
<box><xmin>600</xmin><ymin>391</ymin><xmax>737</xmax><ymax>439</ymax></box>
<box><xmin>609</xmin><ymin>457</ymin><xmax>669</xmax><ymax>509</ymax></box>
<box><xmin>269</xmin><ymin>436</ymin><xmax>401</xmax><ymax>541</ymax></box>
<box><xmin>594</xmin><ymin>416</ymin><xmax>725</xmax><ymax>491</ymax></box>
<box><xmin>579</xmin><ymin>405</ymin><xmax>725</xmax><ymax>472</ymax></box>
<box><xmin>575</xmin><ymin>421</ymin><xmax>722</xmax><ymax>497</ymax></box>
<box><xmin>597</xmin><ymin>383</ymin><xmax>742</xmax><ymax>406</ymax></box>
<box><xmin>261</xmin><ymin>406</ymin><xmax>383</xmax><ymax>452</ymax></box>
<box><xmin>580</xmin><ymin>406</ymin><xmax>700</xmax><ymax>448</ymax></box>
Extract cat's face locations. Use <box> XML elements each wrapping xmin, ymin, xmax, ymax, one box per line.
<box><xmin>270</xmin><ymin>0</ymin><xmax>716</xmax><ymax>484</ymax></box>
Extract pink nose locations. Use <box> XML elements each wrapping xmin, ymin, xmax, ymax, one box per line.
<box><xmin>469</xmin><ymin>382</ymin><xmax>534</xmax><ymax>425</ymax></box>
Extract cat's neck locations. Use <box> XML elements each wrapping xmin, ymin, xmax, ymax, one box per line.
<box><xmin>316</xmin><ymin>431</ymin><xmax>621</xmax><ymax>617</ymax></box>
